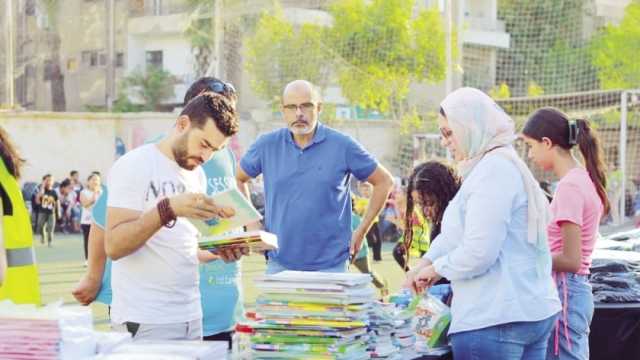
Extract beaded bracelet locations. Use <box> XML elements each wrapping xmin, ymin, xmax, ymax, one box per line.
<box><xmin>157</xmin><ymin>198</ymin><xmax>177</xmax><ymax>228</ymax></box>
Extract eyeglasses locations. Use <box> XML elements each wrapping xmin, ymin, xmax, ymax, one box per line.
<box><xmin>283</xmin><ymin>102</ymin><xmax>316</xmax><ymax>113</ymax></box>
<box><xmin>439</xmin><ymin>127</ymin><xmax>453</xmax><ymax>140</ymax></box>
<box><xmin>206</xmin><ymin>79</ymin><xmax>236</xmax><ymax>96</ymax></box>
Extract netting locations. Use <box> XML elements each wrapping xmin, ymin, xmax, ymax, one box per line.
<box><xmin>1</xmin><ymin>0</ymin><xmax>638</xmax><ymax>222</ymax></box>
<box><xmin>0</xmin><ymin>1</ymin><xmax>10</xmax><ymax>108</ymax></box>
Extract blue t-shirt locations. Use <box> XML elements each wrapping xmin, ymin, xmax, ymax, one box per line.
<box><xmin>199</xmin><ymin>147</ymin><xmax>244</xmax><ymax>336</ymax></box>
<box><xmin>240</xmin><ymin>123</ymin><xmax>377</xmax><ymax>270</ymax></box>
<box><xmin>93</xmin><ymin>188</ymin><xmax>111</xmax><ymax>305</ymax></box>
<box><xmin>93</xmin><ymin>147</ymin><xmax>242</xmax><ymax>336</ymax></box>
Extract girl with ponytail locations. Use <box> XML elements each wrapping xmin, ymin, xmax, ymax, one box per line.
<box><xmin>522</xmin><ymin>107</ymin><xmax>609</xmax><ymax>360</ymax></box>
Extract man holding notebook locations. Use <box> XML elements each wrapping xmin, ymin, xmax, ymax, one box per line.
<box><xmin>236</xmin><ymin>80</ymin><xmax>393</xmax><ymax>274</ymax></box>
<box><xmin>105</xmin><ymin>91</ymin><xmax>243</xmax><ymax>340</ymax></box>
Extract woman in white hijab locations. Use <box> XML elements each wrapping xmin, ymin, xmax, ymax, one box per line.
<box><xmin>404</xmin><ymin>88</ymin><xmax>560</xmax><ymax>359</ymax></box>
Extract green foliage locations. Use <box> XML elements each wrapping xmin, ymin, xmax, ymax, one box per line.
<box><xmin>590</xmin><ymin>1</ymin><xmax>640</xmax><ymax>89</ymax></box>
<box><xmin>319</xmin><ymin>103</ymin><xmax>344</xmax><ymax>128</ymax></box>
<box><xmin>243</xmin><ymin>0</ymin><xmax>450</xmax><ymax>115</ymax></box>
<box><xmin>497</xmin><ymin>0</ymin><xmax>597</xmax><ymax>96</ymax></box>
<box><xmin>399</xmin><ymin>110</ymin><xmax>440</xmax><ymax>135</ymax></box>
<box><xmin>39</xmin><ymin>0</ymin><xmax>59</xmax><ymax>29</ymax></box>
<box><xmin>115</xmin><ymin>67</ymin><xmax>175</xmax><ymax>112</ymax></box>
<box><xmin>244</xmin><ymin>4</ymin><xmax>330</xmax><ymax>106</ymax></box>
<box><xmin>527</xmin><ymin>81</ymin><xmax>544</xmax><ymax>97</ymax></box>
<box><xmin>327</xmin><ymin>0</ymin><xmax>449</xmax><ymax>116</ymax></box>
<box><xmin>185</xmin><ymin>17</ymin><xmax>213</xmax><ymax>49</ymax></box>
<box><xmin>489</xmin><ymin>82</ymin><xmax>511</xmax><ymax>100</ymax></box>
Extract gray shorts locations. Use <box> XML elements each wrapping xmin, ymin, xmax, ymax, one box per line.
<box><xmin>112</xmin><ymin>318</ymin><xmax>203</xmax><ymax>341</ymax></box>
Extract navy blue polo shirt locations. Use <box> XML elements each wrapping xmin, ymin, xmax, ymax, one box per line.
<box><xmin>240</xmin><ymin>123</ymin><xmax>378</xmax><ymax>270</ymax></box>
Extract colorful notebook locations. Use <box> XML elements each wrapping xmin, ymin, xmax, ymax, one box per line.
<box><xmin>198</xmin><ymin>230</ymin><xmax>278</xmax><ymax>253</ymax></box>
<box><xmin>188</xmin><ymin>187</ymin><xmax>262</xmax><ymax>236</ymax></box>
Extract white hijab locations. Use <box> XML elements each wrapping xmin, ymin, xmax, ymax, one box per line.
<box><xmin>440</xmin><ymin>87</ymin><xmax>551</xmax><ymax>275</ymax></box>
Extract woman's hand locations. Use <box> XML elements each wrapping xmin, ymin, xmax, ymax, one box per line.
<box><xmin>415</xmin><ymin>265</ymin><xmax>442</xmax><ymax>292</ymax></box>
<box><xmin>402</xmin><ymin>258</ymin><xmax>433</xmax><ymax>294</ymax></box>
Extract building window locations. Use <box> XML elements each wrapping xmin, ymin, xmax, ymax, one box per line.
<box><xmin>145</xmin><ymin>50</ymin><xmax>163</xmax><ymax>70</ymax></box>
<box><xmin>25</xmin><ymin>0</ymin><xmax>36</xmax><ymax>16</ymax></box>
<box><xmin>81</xmin><ymin>50</ymin><xmax>99</xmax><ymax>67</ymax></box>
<box><xmin>116</xmin><ymin>53</ymin><xmax>124</xmax><ymax>67</ymax></box>
<box><xmin>99</xmin><ymin>53</ymin><xmax>107</xmax><ymax>66</ymax></box>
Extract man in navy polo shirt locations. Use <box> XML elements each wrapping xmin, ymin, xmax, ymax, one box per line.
<box><xmin>237</xmin><ymin>80</ymin><xmax>393</xmax><ymax>274</ymax></box>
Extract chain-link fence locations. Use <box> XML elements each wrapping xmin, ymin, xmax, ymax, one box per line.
<box><xmin>1</xmin><ymin>0</ymin><xmax>638</xmax><ymax>221</ymax></box>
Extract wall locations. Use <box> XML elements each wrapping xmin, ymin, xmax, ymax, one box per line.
<box><xmin>0</xmin><ymin>111</ymin><xmax>401</xmax><ymax>185</ymax></box>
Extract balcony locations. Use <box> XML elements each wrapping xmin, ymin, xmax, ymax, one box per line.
<box><xmin>463</xmin><ymin>16</ymin><xmax>510</xmax><ymax>49</ymax></box>
<box><xmin>129</xmin><ymin>0</ymin><xmax>191</xmax><ymax>17</ymax></box>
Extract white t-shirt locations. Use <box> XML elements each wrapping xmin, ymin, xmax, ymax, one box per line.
<box><xmin>107</xmin><ymin>144</ymin><xmax>207</xmax><ymax>325</ymax></box>
<box><xmin>80</xmin><ymin>189</ymin><xmax>100</xmax><ymax>225</ymax></box>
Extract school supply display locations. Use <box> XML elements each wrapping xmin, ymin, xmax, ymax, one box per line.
<box><xmin>250</xmin><ymin>271</ymin><xmax>376</xmax><ymax>360</ymax></box>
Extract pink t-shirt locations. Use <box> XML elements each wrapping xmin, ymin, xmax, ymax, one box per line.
<box><xmin>548</xmin><ymin>168</ymin><xmax>604</xmax><ymax>275</ymax></box>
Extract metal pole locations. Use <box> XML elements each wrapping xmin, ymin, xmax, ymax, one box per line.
<box><xmin>444</xmin><ymin>0</ymin><xmax>453</xmax><ymax>95</ymax></box>
<box><xmin>6</xmin><ymin>0</ymin><xmax>16</xmax><ymax>108</ymax></box>
<box><xmin>619</xmin><ymin>91</ymin><xmax>628</xmax><ymax>225</ymax></box>
<box><xmin>105</xmin><ymin>0</ymin><xmax>115</xmax><ymax>111</ymax></box>
<box><xmin>212</xmin><ymin>0</ymin><xmax>223</xmax><ymax>78</ymax></box>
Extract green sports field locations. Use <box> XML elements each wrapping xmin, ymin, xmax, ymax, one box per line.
<box><xmin>35</xmin><ymin>234</ymin><xmax>408</xmax><ymax>330</ymax></box>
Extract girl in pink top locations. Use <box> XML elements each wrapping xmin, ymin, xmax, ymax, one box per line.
<box><xmin>522</xmin><ymin>107</ymin><xmax>610</xmax><ymax>360</ymax></box>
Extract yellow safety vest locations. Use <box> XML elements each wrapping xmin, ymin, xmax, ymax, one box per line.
<box><xmin>0</xmin><ymin>160</ymin><xmax>41</xmax><ymax>305</ymax></box>
<box><xmin>409</xmin><ymin>210</ymin><xmax>431</xmax><ymax>255</ymax></box>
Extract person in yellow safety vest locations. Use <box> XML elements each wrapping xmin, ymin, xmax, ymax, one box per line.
<box><xmin>408</xmin><ymin>209</ymin><xmax>431</xmax><ymax>256</ymax></box>
<box><xmin>0</xmin><ymin>126</ymin><xmax>41</xmax><ymax>305</ymax></box>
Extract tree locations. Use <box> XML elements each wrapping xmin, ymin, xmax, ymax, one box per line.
<box><xmin>115</xmin><ymin>67</ymin><xmax>176</xmax><ymax>112</ymax></box>
<box><xmin>590</xmin><ymin>1</ymin><xmax>640</xmax><ymax>89</ymax></box>
<box><xmin>327</xmin><ymin>0</ymin><xmax>449</xmax><ymax>120</ymax></box>
<box><xmin>496</xmin><ymin>0</ymin><xmax>597</xmax><ymax>96</ymax></box>
<box><xmin>489</xmin><ymin>83</ymin><xmax>511</xmax><ymax>100</ymax></box>
<box><xmin>185</xmin><ymin>0</ymin><xmax>251</xmax><ymax>88</ymax></box>
<box><xmin>244</xmin><ymin>4</ymin><xmax>331</xmax><ymax>106</ymax></box>
<box><xmin>243</xmin><ymin>0</ymin><xmax>450</xmax><ymax>117</ymax></box>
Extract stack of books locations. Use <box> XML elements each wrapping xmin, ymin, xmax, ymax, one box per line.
<box><xmin>250</xmin><ymin>271</ymin><xmax>376</xmax><ymax>359</ymax></box>
<box><xmin>0</xmin><ymin>316</ymin><xmax>61</xmax><ymax>359</ymax></box>
<box><xmin>0</xmin><ymin>300</ymin><xmax>95</xmax><ymax>360</ymax></box>
<box><xmin>198</xmin><ymin>230</ymin><xmax>278</xmax><ymax>254</ymax></box>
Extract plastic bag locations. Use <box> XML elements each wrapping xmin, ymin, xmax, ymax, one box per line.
<box><xmin>413</xmin><ymin>293</ymin><xmax>451</xmax><ymax>349</ymax></box>
<box><xmin>590</xmin><ymin>255</ymin><xmax>640</xmax><ymax>303</ymax></box>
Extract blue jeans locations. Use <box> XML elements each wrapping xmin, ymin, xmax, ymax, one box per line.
<box><xmin>265</xmin><ymin>259</ymin><xmax>347</xmax><ymax>275</ymax></box>
<box><xmin>546</xmin><ymin>273</ymin><xmax>593</xmax><ymax>360</ymax></box>
<box><xmin>450</xmin><ymin>314</ymin><xmax>557</xmax><ymax>360</ymax></box>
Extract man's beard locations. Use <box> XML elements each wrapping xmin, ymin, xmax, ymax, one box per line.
<box><xmin>172</xmin><ymin>132</ymin><xmax>199</xmax><ymax>170</ymax></box>
<box><xmin>289</xmin><ymin>119</ymin><xmax>315</xmax><ymax>135</ymax></box>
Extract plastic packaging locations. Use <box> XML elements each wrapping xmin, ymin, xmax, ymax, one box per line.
<box><xmin>413</xmin><ymin>293</ymin><xmax>451</xmax><ymax>350</ymax></box>
<box><xmin>231</xmin><ymin>323</ymin><xmax>253</xmax><ymax>359</ymax></box>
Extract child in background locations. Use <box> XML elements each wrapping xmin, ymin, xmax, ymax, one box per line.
<box><xmin>522</xmin><ymin>107</ymin><xmax>609</xmax><ymax>360</ymax></box>
<box><xmin>351</xmin><ymin>195</ymin><xmax>388</xmax><ymax>298</ymax></box>
<box><xmin>354</xmin><ymin>182</ymin><xmax>383</xmax><ymax>261</ymax></box>
<box><xmin>399</xmin><ymin>162</ymin><xmax>460</xmax><ymax>273</ymax></box>
<box><xmin>391</xmin><ymin>189</ymin><xmax>431</xmax><ymax>272</ymax></box>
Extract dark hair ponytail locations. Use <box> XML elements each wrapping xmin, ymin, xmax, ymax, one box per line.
<box><xmin>523</xmin><ymin>107</ymin><xmax>610</xmax><ymax>216</ymax></box>
<box><xmin>575</xmin><ymin>119</ymin><xmax>610</xmax><ymax>216</ymax></box>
